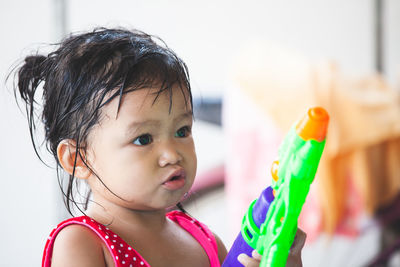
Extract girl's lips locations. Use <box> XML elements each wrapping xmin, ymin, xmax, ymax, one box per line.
<box><xmin>162</xmin><ymin>168</ymin><xmax>186</xmax><ymax>190</ymax></box>
<box><xmin>162</xmin><ymin>176</ymin><xmax>186</xmax><ymax>190</ymax></box>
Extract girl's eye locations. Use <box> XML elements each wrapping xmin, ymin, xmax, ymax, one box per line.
<box><xmin>175</xmin><ymin>126</ymin><xmax>191</xmax><ymax>138</ymax></box>
<box><xmin>133</xmin><ymin>134</ymin><xmax>153</xmax><ymax>146</ymax></box>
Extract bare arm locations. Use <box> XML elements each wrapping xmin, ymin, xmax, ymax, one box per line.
<box><xmin>51</xmin><ymin>225</ymin><xmax>107</xmax><ymax>267</ymax></box>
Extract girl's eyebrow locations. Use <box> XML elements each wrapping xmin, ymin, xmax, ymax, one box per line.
<box><xmin>124</xmin><ymin>111</ymin><xmax>193</xmax><ymax>137</ymax></box>
<box><xmin>175</xmin><ymin>111</ymin><xmax>193</xmax><ymax>122</ymax></box>
<box><xmin>125</xmin><ymin>120</ymin><xmax>160</xmax><ymax>137</ymax></box>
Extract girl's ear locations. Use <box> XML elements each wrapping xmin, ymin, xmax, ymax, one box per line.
<box><xmin>57</xmin><ymin>139</ymin><xmax>91</xmax><ymax>179</ymax></box>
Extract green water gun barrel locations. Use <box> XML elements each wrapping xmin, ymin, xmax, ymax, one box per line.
<box><xmin>258</xmin><ymin>107</ymin><xmax>329</xmax><ymax>267</ymax></box>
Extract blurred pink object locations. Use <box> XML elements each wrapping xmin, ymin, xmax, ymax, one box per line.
<box><xmin>223</xmin><ymin>84</ymin><xmax>283</xmax><ymax>237</ymax></box>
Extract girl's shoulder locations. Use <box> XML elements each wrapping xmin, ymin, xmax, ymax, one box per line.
<box><xmin>166</xmin><ymin>210</ymin><xmax>216</xmax><ymax>241</ymax></box>
<box><xmin>47</xmin><ymin>221</ymin><xmax>105</xmax><ymax>267</ymax></box>
<box><xmin>42</xmin><ymin>216</ymin><xmax>149</xmax><ymax>267</ymax></box>
<box><xmin>166</xmin><ymin>210</ymin><xmax>225</xmax><ymax>265</ymax></box>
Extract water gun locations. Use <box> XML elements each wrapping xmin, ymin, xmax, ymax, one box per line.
<box><xmin>222</xmin><ymin>107</ymin><xmax>329</xmax><ymax>267</ymax></box>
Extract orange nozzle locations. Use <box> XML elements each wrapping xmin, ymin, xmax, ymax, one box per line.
<box><xmin>271</xmin><ymin>160</ymin><xmax>279</xmax><ymax>182</ymax></box>
<box><xmin>295</xmin><ymin>107</ymin><xmax>329</xmax><ymax>142</ymax></box>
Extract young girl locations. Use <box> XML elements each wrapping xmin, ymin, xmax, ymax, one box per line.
<box><xmin>13</xmin><ymin>27</ymin><xmax>304</xmax><ymax>267</ymax></box>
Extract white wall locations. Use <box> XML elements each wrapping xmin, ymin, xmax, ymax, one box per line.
<box><xmin>1</xmin><ymin>0</ymin><xmax>398</xmax><ymax>266</ymax></box>
<box><xmin>67</xmin><ymin>0</ymin><xmax>379</xmax><ymax>96</ymax></box>
<box><xmin>0</xmin><ymin>0</ymin><xmax>59</xmax><ymax>266</ymax></box>
<box><xmin>385</xmin><ymin>0</ymin><xmax>400</xmax><ymax>85</ymax></box>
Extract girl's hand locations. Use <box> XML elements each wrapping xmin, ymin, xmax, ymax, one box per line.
<box><xmin>237</xmin><ymin>250</ymin><xmax>262</xmax><ymax>267</ymax></box>
<box><xmin>237</xmin><ymin>228</ymin><xmax>306</xmax><ymax>267</ymax></box>
<box><xmin>286</xmin><ymin>228</ymin><xmax>306</xmax><ymax>267</ymax></box>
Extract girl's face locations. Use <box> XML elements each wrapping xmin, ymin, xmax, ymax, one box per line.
<box><xmin>85</xmin><ymin>86</ymin><xmax>196</xmax><ymax>212</ymax></box>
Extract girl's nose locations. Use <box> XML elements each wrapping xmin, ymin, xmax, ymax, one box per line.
<box><xmin>158</xmin><ymin>142</ymin><xmax>183</xmax><ymax>167</ymax></box>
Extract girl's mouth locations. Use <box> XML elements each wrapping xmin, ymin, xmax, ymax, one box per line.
<box><xmin>162</xmin><ymin>169</ymin><xmax>186</xmax><ymax>190</ymax></box>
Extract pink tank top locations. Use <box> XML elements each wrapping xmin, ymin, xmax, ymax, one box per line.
<box><xmin>42</xmin><ymin>210</ymin><xmax>220</xmax><ymax>267</ymax></box>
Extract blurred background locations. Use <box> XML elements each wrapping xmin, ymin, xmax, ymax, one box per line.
<box><xmin>1</xmin><ymin>0</ymin><xmax>399</xmax><ymax>266</ymax></box>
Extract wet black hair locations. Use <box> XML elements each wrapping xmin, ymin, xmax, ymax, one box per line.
<box><xmin>12</xmin><ymin>27</ymin><xmax>192</xmax><ymax>215</ymax></box>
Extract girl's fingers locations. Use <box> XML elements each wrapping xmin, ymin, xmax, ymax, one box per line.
<box><xmin>237</xmin><ymin>252</ymin><xmax>261</xmax><ymax>267</ymax></box>
<box><xmin>287</xmin><ymin>228</ymin><xmax>306</xmax><ymax>267</ymax></box>
<box><xmin>251</xmin><ymin>250</ymin><xmax>262</xmax><ymax>260</ymax></box>
<box><xmin>290</xmin><ymin>228</ymin><xmax>307</xmax><ymax>255</ymax></box>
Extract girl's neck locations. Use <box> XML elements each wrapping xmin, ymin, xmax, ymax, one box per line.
<box><xmin>86</xmin><ymin>201</ymin><xmax>169</xmax><ymax>233</ymax></box>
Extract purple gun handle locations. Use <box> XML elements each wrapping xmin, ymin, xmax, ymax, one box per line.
<box><xmin>222</xmin><ymin>187</ymin><xmax>274</xmax><ymax>266</ymax></box>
